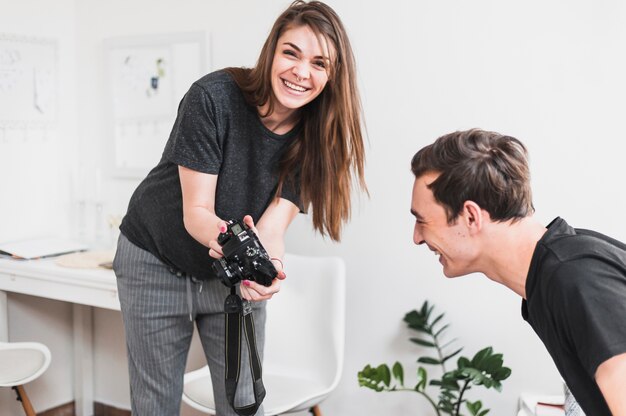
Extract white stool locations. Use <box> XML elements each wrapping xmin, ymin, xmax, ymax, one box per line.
<box><xmin>0</xmin><ymin>341</ymin><xmax>52</xmax><ymax>416</ymax></box>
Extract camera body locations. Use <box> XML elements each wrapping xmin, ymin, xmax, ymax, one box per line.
<box><xmin>211</xmin><ymin>219</ymin><xmax>277</xmax><ymax>288</ymax></box>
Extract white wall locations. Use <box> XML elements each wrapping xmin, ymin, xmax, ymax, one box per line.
<box><xmin>0</xmin><ymin>0</ymin><xmax>78</xmax><ymax>243</ymax></box>
<box><xmin>285</xmin><ymin>1</ymin><xmax>626</xmax><ymax>415</ymax></box>
<box><xmin>1</xmin><ymin>0</ymin><xmax>626</xmax><ymax>415</ymax></box>
<box><xmin>0</xmin><ymin>0</ymin><xmax>78</xmax><ymax>413</ymax></box>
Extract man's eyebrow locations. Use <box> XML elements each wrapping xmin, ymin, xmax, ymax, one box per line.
<box><xmin>410</xmin><ymin>209</ymin><xmax>424</xmax><ymax>220</ymax></box>
<box><xmin>282</xmin><ymin>42</ymin><xmax>329</xmax><ymax>61</ymax></box>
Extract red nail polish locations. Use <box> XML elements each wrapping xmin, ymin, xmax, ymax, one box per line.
<box><xmin>242</xmin><ymin>280</ymin><xmax>250</xmax><ymax>286</ymax></box>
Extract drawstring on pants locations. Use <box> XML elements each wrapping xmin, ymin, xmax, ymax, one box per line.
<box><xmin>170</xmin><ymin>267</ymin><xmax>203</xmax><ymax>322</ymax></box>
<box><xmin>185</xmin><ymin>275</ymin><xmax>204</xmax><ymax>321</ymax></box>
<box><xmin>185</xmin><ymin>276</ymin><xmax>193</xmax><ymax>321</ymax></box>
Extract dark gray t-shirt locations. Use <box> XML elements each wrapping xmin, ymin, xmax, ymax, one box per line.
<box><xmin>522</xmin><ymin>217</ymin><xmax>626</xmax><ymax>416</ymax></box>
<box><xmin>119</xmin><ymin>70</ymin><xmax>301</xmax><ymax>280</ymax></box>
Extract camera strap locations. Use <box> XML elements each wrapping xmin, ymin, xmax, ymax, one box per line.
<box><xmin>223</xmin><ymin>286</ymin><xmax>266</xmax><ymax>416</ymax></box>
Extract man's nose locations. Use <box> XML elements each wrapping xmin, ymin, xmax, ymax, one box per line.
<box><xmin>413</xmin><ymin>226</ymin><xmax>425</xmax><ymax>245</ymax></box>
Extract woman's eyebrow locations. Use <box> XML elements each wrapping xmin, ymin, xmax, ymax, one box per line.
<box><xmin>282</xmin><ymin>42</ymin><xmax>329</xmax><ymax>61</ymax></box>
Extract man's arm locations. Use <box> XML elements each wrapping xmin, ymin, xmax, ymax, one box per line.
<box><xmin>595</xmin><ymin>351</ymin><xmax>626</xmax><ymax>415</ymax></box>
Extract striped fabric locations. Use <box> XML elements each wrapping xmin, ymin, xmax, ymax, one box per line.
<box><xmin>114</xmin><ymin>234</ymin><xmax>266</xmax><ymax>416</ymax></box>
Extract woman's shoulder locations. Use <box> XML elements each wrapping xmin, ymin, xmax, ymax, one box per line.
<box><xmin>192</xmin><ymin>69</ymin><xmax>240</xmax><ymax>98</ymax></box>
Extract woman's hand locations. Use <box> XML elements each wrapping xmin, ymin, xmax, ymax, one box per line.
<box><xmin>208</xmin><ymin>215</ymin><xmax>286</xmax><ymax>302</ymax></box>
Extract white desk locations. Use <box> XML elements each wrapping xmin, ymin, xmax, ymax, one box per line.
<box><xmin>0</xmin><ymin>257</ymin><xmax>119</xmax><ymax>416</ymax></box>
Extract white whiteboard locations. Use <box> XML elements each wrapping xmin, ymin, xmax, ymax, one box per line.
<box><xmin>105</xmin><ymin>32</ymin><xmax>207</xmax><ymax>178</ymax></box>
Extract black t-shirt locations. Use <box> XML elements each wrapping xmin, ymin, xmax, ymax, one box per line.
<box><xmin>119</xmin><ymin>70</ymin><xmax>301</xmax><ymax>280</ymax></box>
<box><xmin>522</xmin><ymin>217</ymin><xmax>626</xmax><ymax>415</ymax></box>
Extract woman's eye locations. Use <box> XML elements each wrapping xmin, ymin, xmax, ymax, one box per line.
<box><xmin>313</xmin><ymin>61</ymin><xmax>326</xmax><ymax>69</ymax></box>
<box><xmin>283</xmin><ymin>49</ymin><xmax>296</xmax><ymax>57</ymax></box>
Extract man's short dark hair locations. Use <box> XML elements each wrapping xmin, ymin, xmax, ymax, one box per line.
<box><xmin>411</xmin><ymin>129</ymin><xmax>534</xmax><ymax>223</ymax></box>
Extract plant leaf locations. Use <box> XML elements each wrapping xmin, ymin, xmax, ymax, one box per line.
<box><xmin>410</xmin><ymin>338</ymin><xmax>436</xmax><ymax>347</ymax></box>
<box><xmin>457</xmin><ymin>356</ymin><xmax>471</xmax><ymax>369</ymax></box>
<box><xmin>392</xmin><ymin>361</ymin><xmax>404</xmax><ymax>386</ymax></box>
<box><xmin>434</xmin><ymin>323</ymin><xmax>450</xmax><ymax>338</ymax></box>
<box><xmin>431</xmin><ymin>312</ymin><xmax>445</xmax><ymax>328</ymax></box>
<box><xmin>377</xmin><ymin>364</ymin><xmax>391</xmax><ymax>387</ymax></box>
<box><xmin>442</xmin><ymin>347</ymin><xmax>463</xmax><ymax>363</ymax></box>
<box><xmin>358</xmin><ymin>365</ymin><xmax>387</xmax><ymax>392</ymax></box>
<box><xmin>495</xmin><ymin>367</ymin><xmax>512</xmax><ymax>381</ymax></box>
<box><xmin>418</xmin><ymin>356</ymin><xmax>442</xmax><ymax>365</ymax></box>
<box><xmin>415</xmin><ymin>366</ymin><xmax>428</xmax><ymax>391</ymax></box>
<box><xmin>439</xmin><ymin>338</ymin><xmax>459</xmax><ymax>350</ymax></box>
<box><xmin>404</xmin><ymin>310</ymin><xmax>431</xmax><ymax>333</ymax></box>
<box><xmin>471</xmin><ymin>347</ymin><xmax>493</xmax><ymax>368</ymax></box>
<box><xmin>466</xmin><ymin>400</ymin><xmax>478</xmax><ymax>415</ymax></box>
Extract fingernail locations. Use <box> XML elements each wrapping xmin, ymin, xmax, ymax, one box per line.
<box><xmin>242</xmin><ymin>280</ymin><xmax>250</xmax><ymax>286</ymax></box>
<box><xmin>220</xmin><ymin>225</ymin><xmax>227</xmax><ymax>232</ymax></box>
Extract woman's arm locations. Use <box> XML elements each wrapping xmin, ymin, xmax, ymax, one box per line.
<box><xmin>596</xmin><ymin>351</ymin><xmax>626</xmax><ymax>415</ymax></box>
<box><xmin>256</xmin><ymin>197</ymin><xmax>300</xmax><ymax>264</ymax></box>
<box><xmin>243</xmin><ymin>198</ymin><xmax>299</xmax><ymax>301</ymax></box>
<box><xmin>178</xmin><ymin>166</ymin><xmax>223</xmax><ymax>247</ymax></box>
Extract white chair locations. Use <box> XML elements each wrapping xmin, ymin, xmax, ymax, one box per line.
<box><xmin>0</xmin><ymin>341</ymin><xmax>52</xmax><ymax>416</ymax></box>
<box><xmin>183</xmin><ymin>253</ymin><xmax>346</xmax><ymax>416</ymax></box>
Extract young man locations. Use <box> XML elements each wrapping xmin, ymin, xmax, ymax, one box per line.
<box><xmin>410</xmin><ymin>129</ymin><xmax>626</xmax><ymax>416</ymax></box>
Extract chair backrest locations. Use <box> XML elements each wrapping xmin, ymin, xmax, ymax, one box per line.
<box><xmin>263</xmin><ymin>253</ymin><xmax>346</xmax><ymax>388</ymax></box>
<box><xmin>0</xmin><ymin>341</ymin><xmax>51</xmax><ymax>387</ymax></box>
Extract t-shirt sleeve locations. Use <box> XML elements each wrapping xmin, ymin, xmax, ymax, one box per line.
<box><xmin>280</xmin><ymin>172</ymin><xmax>306</xmax><ymax>214</ymax></box>
<box><xmin>279</xmin><ymin>175</ymin><xmax>305</xmax><ymax>213</ymax></box>
<box><xmin>551</xmin><ymin>259</ymin><xmax>626</xmax><ymax>377</ymax></box>
<box><xmin>163</xmin><ymin>83</ymin><xmax>222</xmax><ymax>174</ymax></box>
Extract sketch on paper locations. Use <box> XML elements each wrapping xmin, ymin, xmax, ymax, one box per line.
<box><xmin>109</xmin><ymin>46</ymin><xmax>173</xmax><ymax>119</ymax></box>
<box><xmin>0</xmin><ymin>34</ymin><xmax>58</xmax><ymax>137</ymax></box>
<box><xmin>105</xmin><ymin>33</ymin><xmax>207</xmax><ymax>178</ymax></box>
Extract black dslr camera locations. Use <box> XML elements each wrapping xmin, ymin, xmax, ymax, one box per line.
<box><xmin>211</xmin><ymin>219</ymin><xmax>277</xmax><ymax>288</ymax></box>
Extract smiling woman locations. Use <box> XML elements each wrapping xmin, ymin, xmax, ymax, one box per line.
<box><xmin>113</xmin><ymin>1</ymin><xmax>366</xmax><ymax>416</ymax></box>
<box><xmin>268</xmin><ymin>25</ymin><xmax>331</xmax><ymax>121</ymax></box>
<box><xmin>225</xmin><ymin>0</ymin><xmax>366</xmax><ymax>242</ymax></box>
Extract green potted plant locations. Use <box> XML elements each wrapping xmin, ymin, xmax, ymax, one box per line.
<box><xmin>358</xmin><ymin>301</ymin><xmax>512</xmax><ymax>416</ymax></box>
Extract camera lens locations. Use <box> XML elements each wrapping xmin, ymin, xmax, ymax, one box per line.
<box><xmin>212</xmin><ymin>258</ymin><xmax>241</xmax><ymax>287</ymax></box>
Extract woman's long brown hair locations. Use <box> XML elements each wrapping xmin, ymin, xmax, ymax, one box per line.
<box><xmin>225</xmin><ymin>0</ymin><xmax>366</xmax><ymax>241</ymax></box>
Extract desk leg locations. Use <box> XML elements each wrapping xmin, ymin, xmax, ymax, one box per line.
<box><xmin>0</xmin><ymin>291</ymin><xmax>7</xmax><ymax>342</ymax></box>
<box><xmin>73</xmin><ymin>304</ymin><xmax>94</xmax><ymax>416</ymax></box>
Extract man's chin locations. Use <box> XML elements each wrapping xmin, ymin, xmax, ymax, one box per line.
<box><xmin>442</xmin><ymin>268</ymin><xmax>462</xmax><ymax>278</ymax></box>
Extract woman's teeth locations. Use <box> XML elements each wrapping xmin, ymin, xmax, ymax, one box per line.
<box><xmin>283</xmin><ymin>79</ymin><xmax>307</xmax><ymax>92</ymax></box>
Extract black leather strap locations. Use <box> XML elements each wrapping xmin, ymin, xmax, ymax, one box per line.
<box><xmin>224</xmin><ymin>287</ymin><xmax>266</xmax><ymax>416</ymax></box>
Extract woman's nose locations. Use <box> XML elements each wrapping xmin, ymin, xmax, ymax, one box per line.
<box><xmin>292</xmin><ymin>63</ymin><xmax>309</xmax><ymax>81</ymax></box>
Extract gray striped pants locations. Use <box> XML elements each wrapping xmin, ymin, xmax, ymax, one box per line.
<box><xmin>113</xmin><ymin>234</ymin><xmax>266</xmax><ymax>416</ymax></box>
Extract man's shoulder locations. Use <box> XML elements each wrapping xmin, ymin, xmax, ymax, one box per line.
<box><xmin>538</xmin><ymin>231</ymin><xmax>626</xmax><ymax>297</ymax></box>
<box><xmin>540</xmin><ymin>218</ymin><xmax>626</xmax><ymax>263</ymax></box>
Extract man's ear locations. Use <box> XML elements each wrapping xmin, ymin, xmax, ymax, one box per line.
<box><xmin>461</xmin><ymin>201</ymin><xmax>484</xmax><ymax>234</ymax></box>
